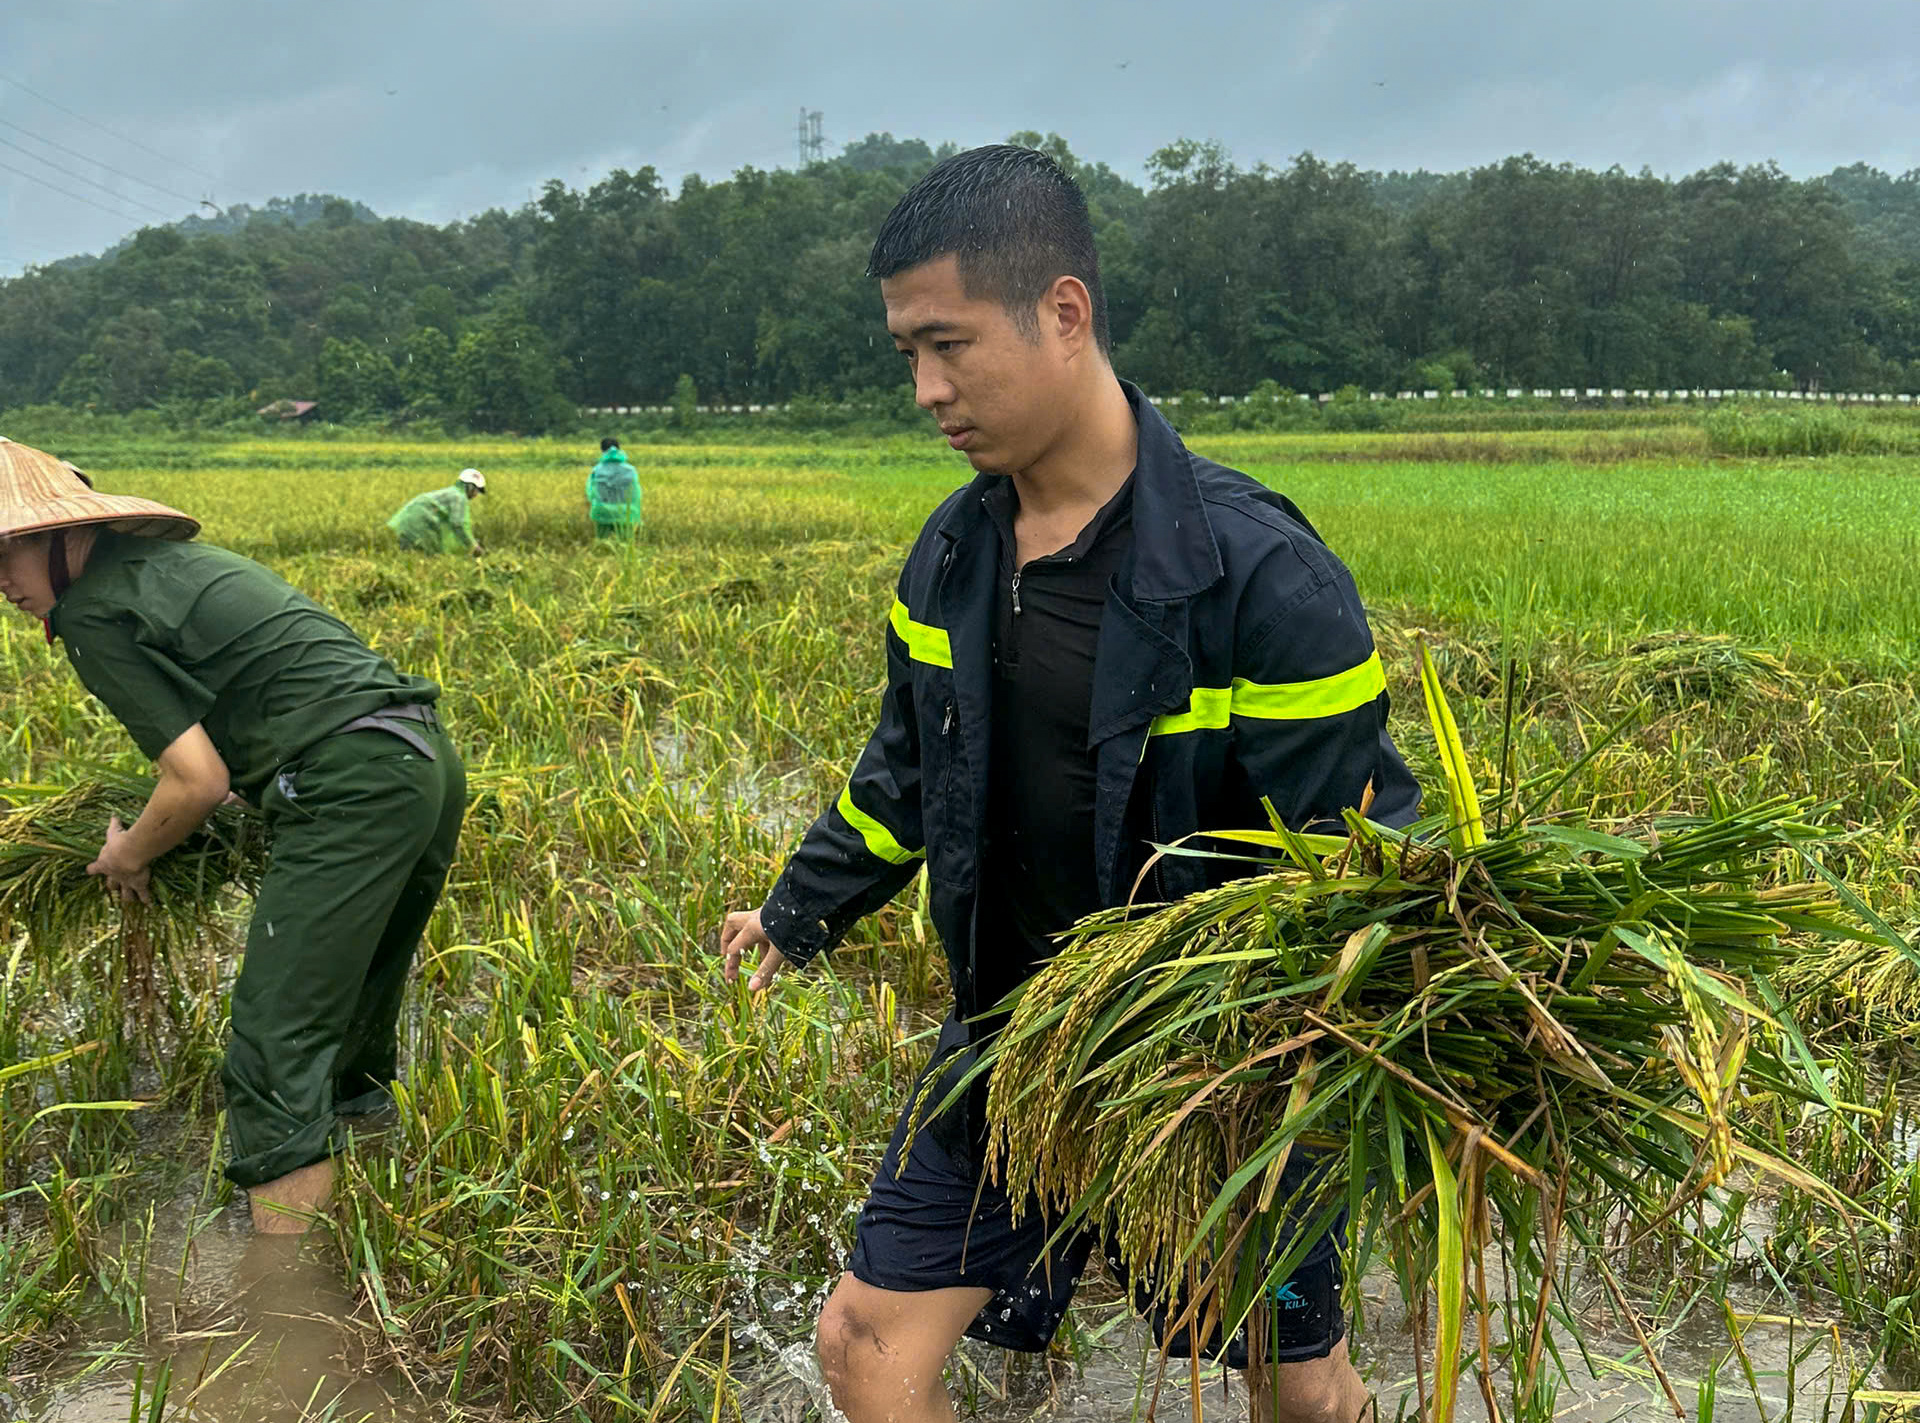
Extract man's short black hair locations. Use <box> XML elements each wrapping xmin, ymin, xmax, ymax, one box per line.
<box><xmin>600</xmin><ymin>437</ymin><xmax>619</xmax><ymax>452</ymax></box>
<box><xmin>867</xmin><ymin>144</ymin><xmax>1108</xmax><ymax>353</ymax></box>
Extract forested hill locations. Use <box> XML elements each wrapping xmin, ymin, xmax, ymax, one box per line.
<box><xmin>42</xmin><ymin>195</ymin><xmax>388</xmax><ymax>272</ymax></box>
<box><xmin>3</xmin><ymin>131</ymin><xmax>1918</xmax><ymax>432</ymax></box>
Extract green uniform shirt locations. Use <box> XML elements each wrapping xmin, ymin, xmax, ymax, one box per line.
<box><xmin>387</xmin><ymin>484</ymin><xmax>475</xmax><ymax>553</ymax></box>
<box><xmin>50</xmin><ymin>535</ymin><xmax>438</xmax><ymax>800</ymax></box>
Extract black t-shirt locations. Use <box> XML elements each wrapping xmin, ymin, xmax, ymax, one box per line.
<box><xmin>976</xmin><ymin>475</ymin><xmax>1135</xmax><ymax>1011</ymax></box>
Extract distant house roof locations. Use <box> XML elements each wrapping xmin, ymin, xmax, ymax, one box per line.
<box><xmin>257</xmin><ymin>399</ymin><xmax>318</xmax><ymax>419</ymax></box>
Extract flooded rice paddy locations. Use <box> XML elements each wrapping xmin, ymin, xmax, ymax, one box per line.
<box><xmin>9</xmin><ymin>1094</ymin><xmax>1911</xmax><ymax>1422</ymax></box>
<box><xmin>6</xmin><ymin>433</ymin><xmax>1920</xmax><ymax>1418</ymax></box>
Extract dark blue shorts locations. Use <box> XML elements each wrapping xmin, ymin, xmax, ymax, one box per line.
<box><xmin>847</xmin><ymin>1019</ymin><xmax>1347</xmax><ymax>1365</ymax></box>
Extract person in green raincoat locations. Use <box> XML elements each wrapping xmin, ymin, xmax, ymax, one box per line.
<box><xmin>0</xmin><ymin>437</ymin><xmax>467</xmax><ymax>1234</ymax></box>
<box><xmin>389</xmin><ymin>468</ymin><xmax>486</xmax><ymax>556</ymax></box>
<box><xmin>586</xmin><ymin>439</ymin><xmax>642</xmax><ymax>539</ymax></box>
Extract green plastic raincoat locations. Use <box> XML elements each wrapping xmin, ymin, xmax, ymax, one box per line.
<box><xmin>388</xmin><ymin>484</ymin><xmax>476</xmax><ymax>554</ymax></box>
<box><xmin>586</xmin><ymin>449</ymin><xmax>642</xmax><ymax>537</ymax></box>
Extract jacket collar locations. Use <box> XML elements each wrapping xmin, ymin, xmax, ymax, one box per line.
<box><xmin>932</xmin><ymin>379</ymin><xmax>1224</xmax><ymax>604</ymax></box>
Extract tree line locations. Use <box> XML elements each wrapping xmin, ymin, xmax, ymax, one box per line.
<box><xmin>3</xmin><ymin>132</ymin><xmax>1918</xmax><ymax>433</ymax></box>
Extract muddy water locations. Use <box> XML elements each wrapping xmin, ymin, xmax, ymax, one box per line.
<box><xmin>13</xmin><ymin>1206</ymin><xmax>1901</xmax><ymax>1423</ymax></box>
<box><xmin>8</xmin><ymin>1103</ymin><xmax>1904</xmax><ymax>1420</ymax></box>
<box><xmin>645</xmin><ymin>727</ymin><xmax>817</xmax><ymax>843</ymax></box>
<box><xmin>735</xmin><ymin>1270</ymin><xmax>1896</xmax><ymax>1423</ymax></box>
<box><xmin>7</xmin><ymin>1096</ymin><xmax>1903</xmax><ymax>1419</ymax></box>
<box><xmin>15</xmin><ymin>1194</ymin><xmax>434</xmax><ymax>1423</ymax></box>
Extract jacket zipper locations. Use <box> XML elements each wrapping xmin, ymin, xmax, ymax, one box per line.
<box><xmin>1010</xmin><ymin>569</ymin><xmax>1022</xmax><ymax>615</ymax></box>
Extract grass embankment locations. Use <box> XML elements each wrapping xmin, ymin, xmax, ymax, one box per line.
<box><xmin>1</xmin><ymin>428</ymin><xmax>1917</xmax><ymax>1418</ymax></box>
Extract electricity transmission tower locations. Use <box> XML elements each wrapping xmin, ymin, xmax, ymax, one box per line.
<box><xmin>796</xmin><ymin>109</ymin><xmax>824</xmax><ymax>166</ymax></box>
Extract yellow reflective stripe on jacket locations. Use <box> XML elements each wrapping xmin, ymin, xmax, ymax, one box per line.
<box><xmin>1147</xmin><ymin>651</ymin><xmax>1387</xmax><ymax>737</ymax></box>
<box><xmin>888</xmin><ymin>598</ymin><xmax>953</xmax><ymax>669</ymax></box>
<box><xmin>836</xmin><ymin>785</ymin><xmax>923</xmax><ymax>864</ymax></box>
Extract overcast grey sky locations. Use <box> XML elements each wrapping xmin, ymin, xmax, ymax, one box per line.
<box><xmin>2</xmin><ymin>0</ymin><xmax>1915</xmax><ymax>276</ymax></box>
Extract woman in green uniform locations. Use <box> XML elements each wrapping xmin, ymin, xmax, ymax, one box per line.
<box><xmin>0</xmin><ymin>438</ymin><xmax>466</xmax><ymax>1232</ymax></box>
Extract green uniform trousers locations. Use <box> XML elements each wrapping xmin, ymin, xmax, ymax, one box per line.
<box><xmin>221</xmin><ymin>719</ymin><xmax>465</xmax><ymax>1188</ymax></box>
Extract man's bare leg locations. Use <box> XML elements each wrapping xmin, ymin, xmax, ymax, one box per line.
<box><xmin>816</xmin><ymin>1274</ymin><xmax>992</xmax><ymax>1423</ymax></box>
<box><xmin>1246</xmin><ymin>1338</ymin><xmax>1371</xmax><ymax>1423</ymax></box>
<box><xmin>248</xmin><ymin>1158</ymin><xmax>335</xmax><ymax>1235</ymax></box>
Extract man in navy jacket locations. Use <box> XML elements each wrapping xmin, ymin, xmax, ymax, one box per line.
<box><xmin>722</xmin><ymin>145</ymin><xmax>1416</xmax><ymax>1423</ymax></box>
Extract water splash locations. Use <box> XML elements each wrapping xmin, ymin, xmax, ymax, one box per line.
<box><xmin>734</xmin><ymin>1319</ymin><xmax>851</xmax><ymax>1422</ymax></box>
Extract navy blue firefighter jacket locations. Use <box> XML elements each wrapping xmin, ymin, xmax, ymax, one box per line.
<box><xmin>760</xmin><ymin>383</ymin><xmax>1421</xmax><ymax>1028</ymax></box>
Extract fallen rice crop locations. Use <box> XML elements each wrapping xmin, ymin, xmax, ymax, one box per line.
<box><xmin>0</xmin><ymin>426</ymin><xmax>1916</xmax><ymax>1419</ymax></box>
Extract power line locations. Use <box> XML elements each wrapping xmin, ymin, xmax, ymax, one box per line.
<box><xmin>0</xmin><ymin>155</ymin><xmax>152</xmax><ymax>223</ymax></box>
<box><xmin>0</xmin><ymin>69</ymin><xmax>218</xmax><ymax>183</ymax></box>
<box><xmin>0</xmin><ymin>116</ymin><xmax>200</xmax><ymax>206</ymax></box>
<box><xmin>0</xmin><ymin>134</ymin><xmax>173</xmax><ymax>219</ymax></box>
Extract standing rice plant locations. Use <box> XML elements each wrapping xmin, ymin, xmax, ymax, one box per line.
<box><xmin>1704</xmin><ymin>405</ymin><xmax>1914</xmax><ymax>458</ymax></box>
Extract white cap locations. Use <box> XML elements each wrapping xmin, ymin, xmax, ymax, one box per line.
<box><xmin>458</xmin><ymin>468</ymin><xmax>486</xmax><ymax>491</ymax></box>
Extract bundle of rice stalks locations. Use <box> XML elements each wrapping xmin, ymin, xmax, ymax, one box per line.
<box><xmin>343</xmin><ymin>563</ymin><xmax>415</xmax><ymax>609</ymax></box>
<box><xmin>1593</xmin><ymin>630</ymin><xmax>1798</xmax><ymax>704</ymax></box>
<box><xmin>970</xmin><ymin>646</ymin><xmax>1877</xmax><ymax>1419</ymax></box>
<box><xmin>437</xmin><ymin>586</ymin><xmax>496</xmax><ymax>612</ymax></box>
<box><xmin>0</xmin><ymin>771</ymin><xmax>267</xmax><ymax>964</ymax></box>
<box><xmin>704</xmin><ymin>575</ymin><xmax>763</xmax><ymax>608</ymax></box>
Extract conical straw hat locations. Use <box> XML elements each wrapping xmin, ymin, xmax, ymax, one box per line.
<box><xmin>0</xmin><ymin>437</ymin><xmax>198</xmax><ymax>541</ymax></box>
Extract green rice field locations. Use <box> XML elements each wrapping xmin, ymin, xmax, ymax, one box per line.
<box><xmin>2</xmin><ymin>423</ymin><xmax>1918</xmax><ymax>1421</ymax></box>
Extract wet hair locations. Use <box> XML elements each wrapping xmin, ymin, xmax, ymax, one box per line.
<box><xmin>600</xmin><ymin>437</ymin><xmax>619</xmax><ymax>452</ymax></box>
<box><xmin>867</xmin><ymin>144</ymin><xmax>1108</xmax><ymax>353</ymax></box>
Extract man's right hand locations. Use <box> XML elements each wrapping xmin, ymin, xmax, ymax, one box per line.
<box><xmin>720</xmin><ymin>907</ymin><xmax>790</xmax><ymax>993</ymax></box>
